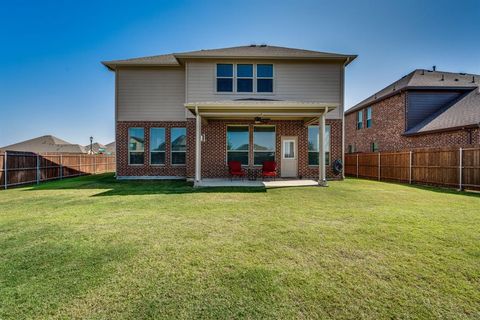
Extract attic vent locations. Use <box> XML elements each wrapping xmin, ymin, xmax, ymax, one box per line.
<box><xmin>421</xmin><ymin>69</ymin><xmax>425</xmax><ymax>75</ymax></box>
<box><xmin>249</xmin><ymin>44</ymin><xmax>257</xmax><ymax>47</ymax></box>
<box><xmin>260</xmin><ymin>44</ymin><xmax>267</xmax><ymax>47</ymax></box>
<box><xmin>441</xmin><ymin>74</ymin><xmax>445</xmax><ymax>81</ymax></box>
<box><xmin>454</xmin><ymin>78</ymin><xmax>459</xmax><ymax>81</ymax></box>
<box><xmin>473</xmin><ymin>76</ymin><xmax>476</xmax><ymax>83</ymax></box>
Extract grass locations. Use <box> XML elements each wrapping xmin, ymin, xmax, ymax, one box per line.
<box><xmin>0</xmin><ymin>173</ymin><xmax>479</xmax><ymax>319</ymax></box>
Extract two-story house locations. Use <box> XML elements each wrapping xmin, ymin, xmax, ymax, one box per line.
<box><xmin>102</xmin><ymin>45</ymin><xmax>356</xmax><ymax>185</ymax></box>
<box><xmin>345</xmin><ymin>69</ymin><xmax>480</xmax><ymax>153</ymax></box>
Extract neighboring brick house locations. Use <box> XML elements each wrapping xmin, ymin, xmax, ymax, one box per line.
<box><xmin>345</xmin><ymin>69</ymin><xmax>480</xmax><ymax>153</ymax></box>
<box><xmin>102</xmin><ymin>45</ymin><xmax>356</xmax><ymax>185</ymax></box>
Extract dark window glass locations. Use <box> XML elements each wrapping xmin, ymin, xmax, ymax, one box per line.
<box><xmin>227</xmin><ymin>152</ymin><xmax>249</xmax><ymax>165</ymax></box>
<box><xmin>217</xmin><ymin>64</ymin><xmax>233</xmax><ymax>77</ymax></box>
<box><xmin>237</xmin><ymin>79</ymin><xmax>253</xmax><ymax>92</ymax></box>
<box><xmin>371</xmin><ymin>142</ymin><xmax>379</xmax><ymax>152</ymax></box>
<box><xmin>254</xmin><ymin>152</ymin><xmax>275</xmax><ymax>165</ymax></box>
<box><xmin>237</xmin><ymin>64</ymin><xmax>253</xmax><ymax>77</ymax></box>
<box><xmin>129</xmin><ymin>152</ymin><xmax>144</xmax><ymax>165</ymax></box>
<box><xmin>171</xmin><ymin>152</ymin><xmax>186</xmax><ymax>165</ymax></box>
<box><xmin>257</xmin><ymin>64</ymin><xmax>273</xmax><ymax>77</ymax></box>
<box><xmin>227</xmin><ymin>126</ymin><xmax>249</xmax><ymax>165</ymax></box>
<box><xmin>217</xmin><ymin>78</ymin><xmax>233</xmax><ymax>92</ymax></box>
<box><xmin>151</xmin><ymin>152</ymin><xmax>165</xmax><ymax>165</ymax></box>
<box><xmin>308</xmin><ymin>125</ymin><xmax>330</xmax><ymax>166</ymax></box>
<box><xmin>257</xmin><ymin>79</ymin><xmax>273</xmax><ymax>92</ymax></box>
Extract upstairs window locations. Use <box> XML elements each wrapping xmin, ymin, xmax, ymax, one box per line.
<box><xmin>371</xmin><ymin>142</ymin><xmax>379</xmax><ymax>152</ymax></box>
<box><xmin>357</xmin><ymin>110</ymin><xmax>363</xmax><ymax>129</ymax></box>
<box><xmin>257</xmin><ymin>64</ymin><xmax>273</xmax><ymax>92</ymax></box>
<box><xmin>237</xmin><ymin>64</ymin><xmax>253</xmax><ymax>92</ymax></box>
<box><xmin>366</xmin><ymin>107</ymin><xmax>372</xmax><ymax>128</ymax></box>
<box><xmin>216</xmin><ymin>64</ymin><xmax>233</xmax><ymax>92</ymax></box>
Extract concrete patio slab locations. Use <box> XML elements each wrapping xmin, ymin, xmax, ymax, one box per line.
<box><xmin>195</xmin><ymin>179</ymin><xmax>319</xmax><ymax>188</ymax></box>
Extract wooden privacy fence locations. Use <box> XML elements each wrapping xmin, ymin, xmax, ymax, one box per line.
<box><xmin>345</xmin><ymin>147</ymin><xmax>480</xmax><ymax>190</ymax></box>
<box><xmin>0</xmin><ymin>152</ymin><xmax>116</xmax><ymax>189</ymax></box>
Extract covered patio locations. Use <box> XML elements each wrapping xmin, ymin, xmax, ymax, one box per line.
<box><xmin>185</xmin><ymin>100</ymin><xmax>336</xmax><ymax>187</ymax></box>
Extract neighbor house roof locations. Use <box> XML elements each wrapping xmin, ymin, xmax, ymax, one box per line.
<box><xmin>346</xmin><ymin>69</ymin><xmax>479</xmax><ymax>115</ymax></box>
<box><xmin>105</xmin><ymin>141</ymin><xmax>116</xmax><ymax>154</ymax></box>
<box><xmin>0</xmin><ymin>135</ymin><xmax>86</xmax><ymax>153</ymax></box>
<box><xmin>102</xmin><ymin>45</ymin><xmax>357</xmax><ymax>70</ymax></box>
<box><xmin>85</xmin><ymin>142</ymin><xmax>107</xmax><ymax>154</ymax></box>
<box><xmin>405</xmin><ymin>88</ymin><xmax>480</xmax><ymax>135</ymax></box>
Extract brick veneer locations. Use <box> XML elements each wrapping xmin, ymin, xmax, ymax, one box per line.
<box><xmin>345</xmin><ymin>92</ymin><xmax>480</xmax><ymax>153</ymax></box>
<box><xmin>117</xmin><ymin>119</ymin><xmax>343</xmax><ymax>180</ymax></box>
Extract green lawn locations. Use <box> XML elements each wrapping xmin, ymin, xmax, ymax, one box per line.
<box><xmin>0</xmin><ymin>174</ymin><xmax>479</xmax><ymax>319</ymax></box>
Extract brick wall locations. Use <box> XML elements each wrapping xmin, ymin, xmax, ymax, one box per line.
<box><xmin>345</xmin><ymin>92</ymin><xmax>480</xmax><ymax>152</ymax></box>
<box><xmin>117</xmin><ymin>119</ymin><xmax>343</xmax><ymax>180</ymax></box>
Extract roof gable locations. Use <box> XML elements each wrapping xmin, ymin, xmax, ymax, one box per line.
<box><xmin>102</xmin><ymin>45</ymin><xmax>357</xmax><ymax>70</ymax></box>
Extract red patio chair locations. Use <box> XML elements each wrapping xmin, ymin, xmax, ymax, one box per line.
<box><xmin>228</xmin><ymin>161</ymin><xmax>245</xmax><ymax>180</ymax></box>
<box><xmin>262</xmin><ymin>161</ymin><xmax>277</xmax><ymax>180</ymax></box>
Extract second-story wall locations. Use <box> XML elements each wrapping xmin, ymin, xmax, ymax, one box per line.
<box><xmin>117</xmin><ymin>67</ymin><xmax>186</xmax><ymax>121</ymax></box>
<box><xmin>186</xmin><ymin>60</ymin><xmax>344</xmax><ymax>119</ymax></box>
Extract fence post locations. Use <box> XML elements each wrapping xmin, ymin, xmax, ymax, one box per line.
<box><xmin>79</xmin><ymin>155</ymin><xmax>82</xmax><ymax>176</ymax></box>
<box><xmin>36</xmin><ymin>154</ymin><xmax>40</xmax><ymax>184</ymax></box>
<box><xmin>356</xmin><ymin>153</ymin><xmax>359</xmax><ymax>178</ymax></box>
<box><xmin>60</xmin><ymin>154</ymin><xmax>63</xmax><ymax>179</ymax></box>
<box><xmin>459</xmin><ymin>148</ymin><xmax>463</xmax><ymax>191</ymax></box>
<box><xmin>3</xmin><ymin>151</ymin><xmax>7</xmax><ymax>190</ymax></box>
<box><xmin>409</xmin><ymin>151</ymin><xmax>412</xmax><ymax>184</ymax></box>
<box><xmin>94</xmin><ymin>155</ymin><xmax>97</xmax><ymax>174</ymax></box>
<box><xmin>378</xmin><ymin>152</ymin><xmax>381</xmax><ymax>181</ymax></box>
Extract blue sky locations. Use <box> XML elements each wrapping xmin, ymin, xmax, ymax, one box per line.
<box><xmin>1</xmin><ymin>0</ymin><xmax>479</xmax><ymax>146</ymax></box>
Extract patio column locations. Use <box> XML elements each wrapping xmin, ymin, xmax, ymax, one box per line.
<box><xmin>318</xmin><ymin>112</ymin><xmax>327</xmax><ymax>186</ymax></box>
<box><xmin>195</xmin><ymin>107</ymin><xmax>202</xmax><ymax>185</ymax></box>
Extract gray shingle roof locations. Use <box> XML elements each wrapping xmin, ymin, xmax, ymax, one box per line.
<box><xmin>346</xmin><ymin>69</ymin><xmax>479</xmax><ymax>114</ymax></box>
<box><xmin>0</xmin><ymin>135</ymin><xmax>86</xmax><ymax>153</ymax></box>
<box><xmin>405</xmin><ymin>88</ymin><xmax>480</xmax><ymax>134</ymax></box>
<box><xmin>102</xmin><ymin>45</ymin><xmax>357</xmax><ymax>70</ymax></box>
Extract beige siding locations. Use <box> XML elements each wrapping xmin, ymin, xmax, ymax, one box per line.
<box><xmin>186</xmin><ymin>60</ymin><xmax>343</xmax><ymax>119</ymax></box>
<box><xmin>117</xmin><ymin>67</ymin><xmax>186</xmax><ymax>121</ymax></box>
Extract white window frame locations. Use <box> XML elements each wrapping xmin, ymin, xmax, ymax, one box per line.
<box><xmin>170</xmin><ymin>127</ymin><xmax>187</xmax><ymax>166</ymax></box>
<box><xmin>215</xmin><ymin>63</ymin><xmax>275</xmax><ymax>94</ymax></box>
<box><xmin>357</xmin><ymin>110</ymin><xmax>363</xmax><ymax>130</ymax></box>
<box><xmin>226</xmin><ymin>125</ymin><xmax>250</xmax><ymax>166</ymax></box>
<box><xmin>236</xmin><ymin>64</ymin><xmax>254</xmax><ymax>93</ymax></box>
<box><xmin>253</xmin><ymin>125</ymin><xmax>276</xmax><ymax>166</ymax></box>
<box><xmin>282</xmin><ymin>139</ymin><xmax>296</xmax><ymax>160</ymax></box>
<box><xmin>256</xmin><ymin>64</ymin><xmax>274</xmax><ymax>93</ymax></box>
<box><xmin>128</xmin><ymin>127</ymin><xmax>144</xmax><ymax>166</ymax></box>
<box><xmin>149</xmin><ymin>127</ymin><xmax>165</xmax><ymax>166</ymax></box>
<box><xmin>216</xmin><ymin>63</ymin><xmax>234</xmax><ymax>93</ymax></box>
<box><xmin>366</xmin><ymin>106</ymin><xmax>372</xmax><ymax>128</ymax></box>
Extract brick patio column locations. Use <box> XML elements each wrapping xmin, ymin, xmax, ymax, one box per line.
<box><xmin>195</xmin><ymin>107</ymin><xmax>202</xmax><ymax>185</ymax></box>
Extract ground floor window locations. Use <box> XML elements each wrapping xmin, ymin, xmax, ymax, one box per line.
<box><xmin>227</xmin><ymin>126</ymin><xmax>249</xmax><ymax>165</ymax></box>
<box><xmin>171</xmin><ymin>128</ymin><xmax>186</xmax><ymax>165</ymax></box>
<box><xmin>150</xmin><ymin>128</ymin><xmax>166</xmax><ymax>165</ymax></box>
<box><xmin>308</xmin><ymin>125</ymin><xmax>331</xmax><ymax>166</ymax></box>
<box><xmin>128</xmin><ymin>128</ymin><xmax>145</xmax><ymax>165</ymax></box>
<box><xmin>253</xmin><ymin>126</ymin><xmax>275</xmax><ymax>165</ymax></box>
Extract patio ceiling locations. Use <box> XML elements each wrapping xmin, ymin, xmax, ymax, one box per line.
<box><xmin>185</xmin><ymin>100</ymin><xmax>336</xmax><ymax>122</ymax></box>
